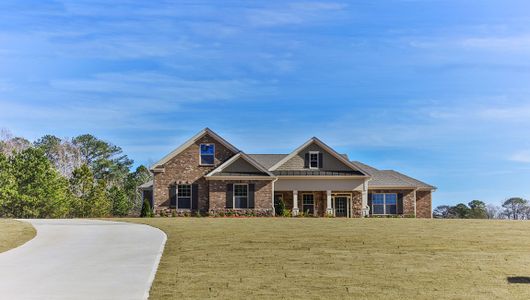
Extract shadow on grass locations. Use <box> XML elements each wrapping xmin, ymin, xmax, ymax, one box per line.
<box><xmin>507</xmin><ymin>277</ymin><xmax>530</xmax><ymax>284</ymax></box>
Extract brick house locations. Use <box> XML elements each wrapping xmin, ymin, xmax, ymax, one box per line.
<box><xmin>140</xmin><ymin>128</ymin><xmax>436</xmax><ymax>218</ymax></box>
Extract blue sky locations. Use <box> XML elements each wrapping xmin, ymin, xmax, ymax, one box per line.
<box><xmin>1</xmin><ymin>1</ymin><xmax>530</xmax><ymax>207</ymax></box>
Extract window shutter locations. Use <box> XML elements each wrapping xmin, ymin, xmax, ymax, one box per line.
<box><xmin>169</xmin><ymin>185</ymin><xmax>177</xmax><ymax>208</ymax></box>
<box><xmin>192</xmin><ymin>184</ymin><xmax>199</xmax><ymax>210</ymax></box>
<box><xmin>367</xmin><ymin>193</ymin><xmax>372</xmax><ymax>214</ymax></box>
<box><xmin>318</xmin><ymin>153</ymin><xmax>323</xmax><ymax>168</ymax></box>
<box><xmin>248</xmin><ymin>184</ymin><xmax>255</xmax><ymax>208</ymax></box>
<box><xmin>397</xmin><ymin>193</ymin><xmax>404</xmax><ymax>214</ymax></box>
<box><xmin>226</xmin><ymin>184</ymin><xmax>233</xmax><ymax>208</ymax></box>
<box><xmin>304</xmin><ymin>153</ymin><xmax>309</xmax><ymax>168</ymax></box>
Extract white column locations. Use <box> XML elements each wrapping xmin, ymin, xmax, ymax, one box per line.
<box><xmin>292</xmin><ymin>190</ymin><xmax>299</xmax><ymax>216</ymax></box>
<box><xmin>326</xmin><ymin>190</ymin><xmax>333</xmax><ymax>216</ymax></box>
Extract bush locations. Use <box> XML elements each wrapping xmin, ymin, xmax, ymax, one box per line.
<box><xmin>140</xmin><ymin>199</ymin><xmax>154</xmax><ymax>217</ymax></box>
<box><xmin>274</xmin><ymin>197</ymin><xmax>286</xmax><ymax>216</ymax></box>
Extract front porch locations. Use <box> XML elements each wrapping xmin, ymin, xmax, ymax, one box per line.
<box><xmin>275</xmin><ymin>191</ymin><xmax>363</xmax><ymax>217</ymax></box>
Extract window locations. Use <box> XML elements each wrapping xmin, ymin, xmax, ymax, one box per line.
<box><xmin>309</xmin><ymin>151</ymin><xmax>319</xmax><ymax>169</ymax></box>
<box><xmin>302</xmin><ymin>194</ymin><xmax>314</xmax><ymax>215</ymax></box>
<box><xmin>372</xmin><ymin>193</ymin><xmax>397</xmax><ymax>215</ymax></box>
<box><xmin>177</xmin><ymin>184</ymin><xmax>192</xmax><ymax>209</ymax></box>
<box><xmin>234</xmin><ymin>184</ymin><xmax>248</xmax><ymax>209</ymax></box>
<box><xmin>200</xmin><ymin>144</ymin><xmax>215</xmax><ymax>165</ymax></box>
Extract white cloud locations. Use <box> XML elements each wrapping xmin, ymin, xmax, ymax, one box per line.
<box><xmin>510</xmin><ymin>151</ymin><xmax>530</xmax><ymax>163</ymax></box>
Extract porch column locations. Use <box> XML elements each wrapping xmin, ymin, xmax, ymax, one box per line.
<box><xmin>292</xmin><ymin>190</ymin><xmax>299</xmax><ymax>216</ymax></box>
<box><xmin>326</xmin><ymin>190</ymin><xmax>333</xmax><ymax>216</ymax></box>
<box><xmin>361</xmin><ymin>180</ymin><xmax>369</xmax><ymax>217</ymax></box>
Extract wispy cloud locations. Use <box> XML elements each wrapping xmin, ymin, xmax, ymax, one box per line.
<box><xmin>509</xmin><ymin>151</ymin><xmax>530</xmax><ymax>163</ymax></box>
<box><xmin>246</xmin><ymin>2</ymin><xmax>347</xmax><ymax>27</ymax></box>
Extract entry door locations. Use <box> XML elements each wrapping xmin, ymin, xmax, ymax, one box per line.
<box><xmin>334</xmin><ymin>196</ymin><xmax>348</xmax><ymax>217</ymax></box>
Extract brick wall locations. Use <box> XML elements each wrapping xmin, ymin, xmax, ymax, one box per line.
<box><xmin>368</xmin><ymin>189</ymin><xmax>415</xmax><ymax>216</ymax></box>
<box><xmin>416</xmin><ymin>190</ymin><xmax>432</xmax><ymax>218</ymax></box>
<box><xmin>208</xmin><ymin>179</ymin><xmax>273</xmax><ymax>215</ymax></box>
<box><xmin>153</xmin><ymin>134</ymin><xmax>236</xmax><ymax>213</ymax></box>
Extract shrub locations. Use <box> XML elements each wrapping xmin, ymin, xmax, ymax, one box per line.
<box><xmin>274</xmin><ymin>197</ymin><xmax>286</xmax><ymax>216</ymax></box>
<box><xmin>140</xmin><ymin>199</ymin><xmax>154</xmax><ymax>218</ymax></box>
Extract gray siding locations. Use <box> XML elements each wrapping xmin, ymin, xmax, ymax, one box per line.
<box><xmin>223</xmin><ymin>157</ymin><xmax>263</xmax><ymax>173</ymax></box>
<box><xmin>276</xmin><ymin>143</ymin><xmax>353</xmax><ymax>171</ymax></box>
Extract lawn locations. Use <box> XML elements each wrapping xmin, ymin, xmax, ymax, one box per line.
<box><xmin>128</xmin><ymin>218</ymin><xmax>530</xmax><ymax>299</ymax></box>
<box><xmin>0</xmin><ymin>219</ymin><xmax>36</xmax><ymax>253</ymax></box>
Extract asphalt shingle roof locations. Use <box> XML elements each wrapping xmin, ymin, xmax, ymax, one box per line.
<box><xmin>352</xmin><ymin>161</ymin><xmax>435</xmax><ymax>189</ymax></box>
<box><xmin>247</xmin><ymin>154</ymin><xmax>288</xmax><ymax>169</ymax></box>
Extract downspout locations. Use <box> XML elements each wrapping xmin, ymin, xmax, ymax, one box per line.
<box><xmin>271</xmin><ymin>177</ymin><xmax>279</xmax><ymax>216</ymax></box>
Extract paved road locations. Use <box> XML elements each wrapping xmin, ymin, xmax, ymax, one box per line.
<box><xmin>0</xmin><ymin>219</ymin><xmax>166</xmax><ymax>300</ymax></box>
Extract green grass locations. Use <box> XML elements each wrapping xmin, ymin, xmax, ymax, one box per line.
<box><xmin>0</xmin><ymin>219</ymin><xmax>36</xmax><ymax>253</ymax></box>
<box><xmin>127</xmin><ymin>218</ymin><xmax>530</xmax><ymax>299</ymax></box>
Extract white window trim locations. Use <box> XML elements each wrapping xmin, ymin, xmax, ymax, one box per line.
<box><xmin>302</xmin><ymin>193</ymin><xmax>315</xmax><ymax>215</ymax></box>
<box><xmin>176</xmin><ymin>184</ymin><xmax>193</xmax><ymax>210</ymax></box>
<box><xmin>309</xmin><ymin>151</ymin><xmax>320</xmax><ymax>169</ymax></box>
<box><xmin>371</xmin><ymin>193</ymin><xmax>398</xmax><ymax>215</ymax></box>
<box><xmin>199</xmin><ymin>143</ymin><xmax>215</xmax><ymax>166</ymax></box>
<box><xmin>233</xmin><ymin>183</ymin><xmax>249</xmax><ymax>209</ymax></box>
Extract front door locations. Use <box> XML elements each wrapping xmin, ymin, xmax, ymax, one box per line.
<box><xmin>334</xmin><ymin>196</ymin><xmax>348</xmax><ymax>217</ymax></box>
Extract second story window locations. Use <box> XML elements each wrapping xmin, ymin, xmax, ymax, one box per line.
<box><xmin>309</xmin><ymin>151</ymin><xmax>319</xmax><ymax>169</ymax></box>
<box><xmin>200</xmin><ymin>144</ymin><xmax>215</xmax><ymax>165</ymax></box>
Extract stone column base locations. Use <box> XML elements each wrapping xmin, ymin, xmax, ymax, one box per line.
<box><xmin>292</xmin><ymin>208</ymin><xmax>299</xmax><ymax>216</ymax></box>
<box><xmin>326</xmin><ymin>208</ymin><xmax>334</xmax><ymax>216</ymax></box>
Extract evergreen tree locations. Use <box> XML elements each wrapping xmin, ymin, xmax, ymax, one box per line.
<box><xmin>109</xmin><ymin>186</ymin><xmax>130</xmax><ymax>217</ymax></box>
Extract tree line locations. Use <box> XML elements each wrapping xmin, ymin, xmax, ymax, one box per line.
<box><xmin>433</xmin><ymin>198</ymin><xmax>530</xmax><ymax>220</ymax></box>
<box><xmin>0</xmin><ymin>129</ymin><xmax>151</xmax><ymax>218</ymax></box>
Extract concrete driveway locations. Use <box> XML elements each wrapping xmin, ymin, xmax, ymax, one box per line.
<box><xmin>0</xmin><ymin>219</ymin><xmax>166</xmax><ymax>300</ymax></box>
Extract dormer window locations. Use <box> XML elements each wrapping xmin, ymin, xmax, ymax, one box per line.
<box><xmin>200</xmin><ymin>144</ymin><xmax>215</xmax><ymax>165</ymax></box>
<box><xmin>309</xmin><ymin>151</ymin><xmax>320</xmax><ymax>169</ymax></box>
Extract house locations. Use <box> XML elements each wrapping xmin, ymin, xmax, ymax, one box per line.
<box><xmin>140</xmin><ymin>128</ymin><xmax>435</xmax><ymax>218</ymax></box>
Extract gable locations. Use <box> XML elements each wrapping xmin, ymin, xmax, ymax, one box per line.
<box><xmin>275</xmin><ymin>143</ymin><xmax>355</xmax><ymax>172</ymax></box>
<box><xmin>222</xmin><ymin>156</ymin><xmax>268</xmax><ymax>175</ymax></box>
<box><xmin>151</xmin><ymin>128</ymin><xmax>239</xmax><ymax>170</ymax></box>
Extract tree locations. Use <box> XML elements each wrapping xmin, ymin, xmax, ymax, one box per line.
<box><xmin>502</xmin><ymin>197</ymin><xmax>528</xmax><ymax>220</ymax></box>
<box><xmin>485</xmin><ymin>204</ymin><xmax>501</xmax><ymax>219</ymax></box>
<box><xmin>468</xmin><ymin>200</ymin><xmax>487</xmax><ymax>219</ymax></box>
<box><xmin>433</xmin><ymin>205</ymin><xmax>453</xmax><ymax>218</ymax></box>
<box><xmin>140</xmin><ymin>199</ymin><xmax>154</xmax><ymax>218</ymax></box>
<box><xmin>34</xmin><ymin>135</ymin><xmax>83</xmax><ymax>178</ymax></box>
<box><xmin>124</xmin><ymin>165</ymin><xmax>152</xmax><ymax>215</ymax></box>
<box><xmin>72</xmin><ymin>134</ymin><xmax>133</xmax><ymax>185</ymax></box>
<box><xmin>69</xmin><ymin>164</ymin><xmax>94</xmax><ymax>217</ymax></box>
<box><xmin>0</xmin><ymin>129</ymin><xmax>31</xmax><ymax>157</ymax></box>
<box><xmin>0</xmin><ymin>152</ymin><xmax>18</xmax><ymax>217</ymax></box>
<box><xmin>9</xmin><ymin>148</ymin><xmax>71</xmax><ymax>218</ymax></box>
<box><xmin>450</xmin><ymin>203</ymin><xmax>471</xmax><ymax>219</ymax></box>
<box><xmin>89</xmin><ymin>180</ymin><xmax>111</xmax><ymax>217</ymax></box>
<box><xmin>109</xmin><ymin>186</ymin><xmax>130</xmax><ymax>217</ymax></box>
<box><xmin>274</xmin><ymin>196</ymin><xmax>286</xmax><ymax>217</ymax></box>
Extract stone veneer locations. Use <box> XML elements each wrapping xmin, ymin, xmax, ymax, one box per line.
<box><xmin>209</xmin><ymin>180</ymin><xmax>273</xmax><ymax>216</ymax></box>
<box><xmin>152</xmin><ymin>134</ymin><xmax>235</xmax><ymax>214</ymax></box>
<box><xmin>416</xmin><ymin>190</ymin><xmax>432</xmax><ymax>218</ymax></box>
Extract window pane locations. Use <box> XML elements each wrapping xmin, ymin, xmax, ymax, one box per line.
<box><xmin>303</xmin><ymin>194</ymin><xmax>314</xmax><ymax>204</ymax></box>
<box><xmin>235</xmin><ymin>197</ymin><xmax>248</xmax><ymax>208</ymax></box>
<box><xmin>178</xmin><ymin>185</ymin><xmax>191</xmax><ymax>197</ymax></box>
<box><xmin>200</xmin><ymin>144</ymin><xmax>214</xmax><ymax>155</ymax></box>
<box><xmin>234</xmin><ymin>184</ymin><xmax>248</xmax><ymax>197</ymax></box>
<box><xmin>385</xmin><ymin>194</ymin><xmax>397</xmax><ymax>204</ymax></box>
<box><xmin>200</xmin><ymin>155</ymin><xmax>214</xmax><ymax>165</ymax></box>
<box><xmin>386</xmin><ymin>204</ymin><xmax>397</xmax><ymax>214</ymax></box>
<box><xmin>373</xmin><ymin>205</ymin><xmax>384</xmax><ymax>215</ymax></box>
<box><xmin>178</xmin><ymin>197</ymin><xmax>191</xmax><ymax>209</ymax></box>
<box><xmin>372</xmin><ymin>194</ymin><xmax>384</xmax><ymax>205</ymax></box>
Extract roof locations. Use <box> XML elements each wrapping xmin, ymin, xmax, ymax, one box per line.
<box><xmin>352</xmin><ymin>161</ymin><xmax>436</xmax><ymax>190</ymax></box>
<box><xmin>272</xmin><ymin>170</ymin><xmax>364</xmax><ymax>176</ymax></box>
<box><xmin>150</xmin><ymin>128</ymin><xmax>239</xmax><ymax>170</ymax></box>
<box><xmin>268</xmin><ymin>137</ymin><xmax>369</xmax><ymax>176</ymax></box>
<box><xmin>206</xmin><ymin>152</ymin><xmax>275</xmax><ymax>178</ymax></box>
<box><xmin>247</xmin><ymin>154</ymin><xmax>287</xmax><ymax>169</ymax></box>
<box><xmin>138</xmin><ymin>180</ymin><xmax>153</xmax><ymax>190</ymax></box>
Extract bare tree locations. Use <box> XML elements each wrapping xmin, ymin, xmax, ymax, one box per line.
<box><xmin>0</xmin><ymin>129</ymin><xmax>31</xmax><ymax>156</ymax></box>
<box><xmin>502</xmin><ymin>197</ymin><xmax>528</xmax><ymax>220</ymax></box>
<box><xmin>485</xmin><ymin>204</ymin><xmax>502</xmax><ymax>219</ymax></box>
